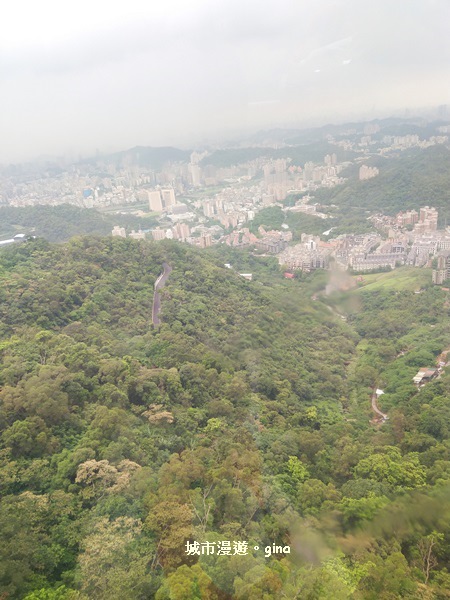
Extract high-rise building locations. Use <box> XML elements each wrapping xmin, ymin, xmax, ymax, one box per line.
<box><xmin>396</xmin><ymin>209</ymin><xmax>419</xmax><ymax>227</ymax></box>
<box><xmin>161</xmin><ymin>188</ymin><xmax>176</xmax><ymax>209</ymax></box>
<box><xmin>148</xmin><ymin>190</ymin><xmax>163</xmax><ymax>212</ymax></box>
<box><xmin>303</xmin><ymin>162</ymin><xmax>314</xmax><ymax>182</ymax></box>
<box><xmin>263</xmin><ymin>164</ymin><xmax>273</xmax><ymax>179</ymax></box>
<box><xmin>151</xmin><ymin>229</ymin><xmax>166</xmax><ymax>241</ymax></box>
<box><xmin>189</xmin><ymin>163</ymin><xmax>202</xmax><ymax>187</ymax></box>
<box><xmin>203</xmin><ymin>200</ymin><xmax>216</xmax><ymax>218</ymax></box>
<box><xmin>172</xmin><ymin>222</ymin><xmax>191</xmax><ymax>240</ymax></box>
<box><xmin>199</xmin><ymin>234</ymin><xmax>212</xmax><ymax>248</ymax></box>
<box><xmin>432</xmin><ymin>253</ymin><xmax>450</xmax><ymax>284</ymax></box>
<box><xmin>419</xmin><ymin>206</ymin><xmax>438</xmax><ymax>231</ymax></box>
<box><xmin>324</xmin><ymin>154</ymin><xmax>337</xmax><ymax>166</ymax></box>
<box><xmin>274</xmin><ymin>159</ymin><xmax>287</xmax><ymax>173</ymax></box>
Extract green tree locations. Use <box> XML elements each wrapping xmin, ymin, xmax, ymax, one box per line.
<box><xmin>354</xmin><ymin>448</ymin><xmax>427</xmax><ymax>490</ymax></box>
<box><xmin>77</xmin><ymin>517</ymin><xmax>152</xmax><ymax>599</ymax></box>
<box><xmin>155</xmin><ymin>564</ymin><xmax>219</xmax><ymax>600</ymax></box>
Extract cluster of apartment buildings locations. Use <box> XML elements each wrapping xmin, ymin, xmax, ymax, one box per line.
<box><xmin>3</xmin><ymin>165</ymin><xmax>158</xmax><ymax>209</ymax></box>
<box><xmin>220</xmin><ymin>228</ymin><xmax>259</xmax><ymax>248</ymax></box>
<box><xmin>112</xmin><ymin>221</ymin><xmax>214</xmax><ymax>248</ymax></box>
<box><xmin>277</xmin><ymin>234</ymin><xmax>332</xmax><ymax>272</ymax></box>
<box><xmin>198</xmin><ymin>184</ymin><xmax>262</xmax><ymax>229</ymax></box>
<box><xmin>111</xmin><ymin>202</ymin><xmax>450</xmax><ymax>280</ymax></box>
<box><xmin>395</xmin><ymin>206</ymin><xmax>438</xmax><ymax>232</ymax></box>
<box><xmin>359</xmin><ymin>165</ymin><xmax>379</xmax><ymax>180</ymax></box>
<box><xmin>366</xmin><ymin>206</ymin><xmax>450</xmax><ymax>273</ymax></box>
<box><xmin>261</xmin><ymin>158</ymin><xmax>342</xmax><ymax>202</ymax></box>
<box><xmin>342</xmin><ymin>206</ymin><xmax>449</xmax><ymax>272</ymax></box>
<box><xmin>141</xmin><ymin>187</ymin><xmax>176</xmax><ymax>212</ymax></box>
<box><xmin>302</xmin><ymin>158</ymin><xmax>343</xmax><ymax>185</ymax></box>
<box><xmin>112</xmin><ymin>226</ymin><xmax>144</xmax><ymax>240</ymax></box>
<box><xmin>254</xmin><ymin>227</ymin><xmax>293</xmax><ymax>253</ymax></box>
<box><xmin>190</xmin><ymin>153</ymin><xmax>344</xmax><ymax>229</ymax></box>
<box><xmin>329</xmin><ymin>130</ymin><xmax>448</xmax><ymax>158</ymax></box>
<box><xmin>378</xmin><ymin>135</ymin><xmax>448</xmax><ymax>154</ymax></box>
<box><xmin>4</xmin><ymin>120</ymin><xmax>450</xmax><ymax>287</ymax></box>
<box><xmin>274</xmin><ymin>204</ymin><xmax>450</xmax><ymax>274</ymax></box>
<box><xmin>3</xmin><ymin>120</ymin><xmax>448</xmax><ymax>211</ymax></box>
<box><xmin>334</xmin><ymin>234</ymin><xmax>406</xmax><ymax>272</ymax></box>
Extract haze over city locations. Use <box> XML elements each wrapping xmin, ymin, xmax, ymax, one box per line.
<box><xmin>1</xmin><ymin>0</ymin><xmax>449</xmax><ymax>162</ymax></box>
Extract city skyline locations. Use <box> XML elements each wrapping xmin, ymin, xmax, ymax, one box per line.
<box><xmin>1</xmin><ymin>0</ymin><xmax>450</xmax><ymax>162</ymax></box>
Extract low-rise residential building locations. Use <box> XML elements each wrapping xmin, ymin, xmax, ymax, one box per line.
<box><xmin>351</xmin><ymin>253</ymin><xmax>405</xmax><ymax>271</ymax></box>
<box><xmin>255</xmin><ymin>230</ymin><xmax>292</xmax><ymax>254</ymax></box>
<box><xmin>278</xmin><ymin>244</ymin><xmax>330</xmax><ymax>272</ymax></box>
<box><xmin>413</xmin><ymin>368</ymin><xmax>438</xmax><ymax>385</ymax></box>
<box><xmin>112</xmin><ymin>226</ymin><xmax>126</xmax><ymax>238</ymax></box>
<box><xmin>0</xmin><ymin>233</ymin><xmax>28</xmax><ymax>247</ymax></box>
<box><xmin>359</xmin><ymin>165</ymin><xmax>379</xmax><ymax>180</ymax></box>
<box><xmin>129</xmin><ymin>229</ymin><xmax>146</xmax><ymax>240</ymax></box>
<box><xmin>407</xmin><ymin>240</ymin><xmax>438</xmax><ymax>266</ymax></box>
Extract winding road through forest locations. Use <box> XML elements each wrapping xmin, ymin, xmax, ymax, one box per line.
<box><xmin>152</xmin><ymin>262</ymin><xmax>172</xmax><ymax>326</ymax></box>
<box><xmin>371</xmin><ymin>389</ymin><xmax>388</xmax><ymax>424</ymax></box>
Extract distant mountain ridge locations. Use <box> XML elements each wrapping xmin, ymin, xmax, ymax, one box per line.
<box><xmin>83</xmin><ymin>146</ymin><xmax>192</xmax><ymax>170</ymax></box>
<box><xmin>228</xmin><ymin>117</ymin><xmax>448</xmax><ymax>146</ymax></box>
<box><xmin>4</xmin><ymin>116</ymin><xmax>447</xmax><ymax>175</ymax></box>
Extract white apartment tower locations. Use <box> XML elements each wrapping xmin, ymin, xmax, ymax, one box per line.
<box><xmin>189</xmin><ymin>163</ymin><xmax>202</xmax><ymax>187</ymax></box>
<box><xmin>148</xmin><ymin>190</ymin><xmax>163</xmax><ymax>212</ymax></box>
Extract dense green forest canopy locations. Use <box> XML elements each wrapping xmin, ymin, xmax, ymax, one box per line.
<box><xmin>249</xmin><ymin>205</ymin><xmax>374</xmax><ymax>239</ymax></box>
<box><xmin>0</xmin><ymin>237</ymin><xmax>450</xmax><ymax>599</ymax></box>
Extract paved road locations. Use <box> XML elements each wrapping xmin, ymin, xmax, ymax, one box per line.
<box><xmin>371</xmin><ymin>389</ymin><xmax>388</xmax><ymax>423</ymax></box>
<box><xmin>152</xmin><ymin>262</ymin><xmax>172</xmax><ymax>326</ymax></box>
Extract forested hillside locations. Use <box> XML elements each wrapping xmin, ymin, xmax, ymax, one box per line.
<box><xmin>315</xmin><ymin>145</ymin><xmax>450</xmax><ymax>223</ymax></box>
<box><xmin>1</xmin><ymin>238</ymin><xmax>450</xmax><ymax>599</ymax></box>
<box><xmin>0</xmin><ymin>205</ymin><xmax>159</xmax><ymax>243</ymax></box>
<box><xmin>200</xmin><ymin>142</ymin><xmax>355</xmax><ymax>169</ymax></box>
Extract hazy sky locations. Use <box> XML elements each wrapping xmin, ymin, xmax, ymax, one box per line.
<box><xmin>1</xmin><ymin>0</ymin><xmax>449</xmax><ymax>161</ymax></box>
